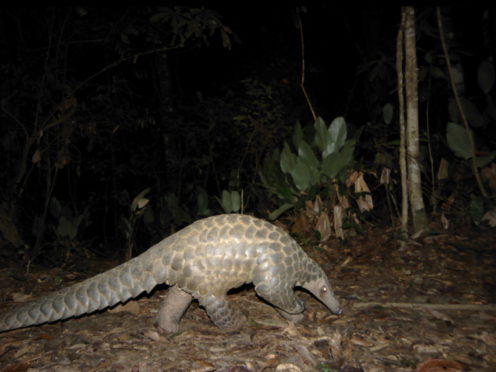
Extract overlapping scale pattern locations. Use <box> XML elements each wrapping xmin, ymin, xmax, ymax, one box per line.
<box><xmin>0</xmin><ymin>214</ymin><xmax>339</xmax><ymax>332</ymax></box>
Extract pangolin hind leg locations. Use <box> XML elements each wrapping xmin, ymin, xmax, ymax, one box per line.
<box><xmin>157</xmin><ymin>285</ymin><xmax>193</xmax><ymax>333</ymax></box>
<box><xmin>199</xmin><ymin>294</ymin><xmax>247</xmax><ymax>331</ymax></box>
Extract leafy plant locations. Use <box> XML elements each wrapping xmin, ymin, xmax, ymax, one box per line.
<box><xmin>446</xmin><ymin>59</ymin><xmax>496</xmax><ymax>169</ymax></box>
<box><xmin>149</xmin><ymin>7</ymin><xmax>234</xmax><ymax>49</ymax></box>
<box><xmin>33</xmin><ymin>196</ymin><xmax>91</xmax><ymax>262</ymax></box>
<box><xmin>259</xmin><ymin>116</ymin><xmax>356</xmax><ymax>220</ymax></box>
<box><xmin>120</xmin><ymin>188</ymin><xmax>150</xmax><ymax>260</ymax></box>
<box><xmin>0</xmin><ymin>7</ymin><xmax>236</xmax><ymax>262</ymax></box>
<box><xmin>196</xmin><ymin>187</ymin><xmax>212</xmax><ymax>217</ymax></box>
<box><xmin>216</xmin><ymin>190</ymin><xmax>242</xmax><ymax>213</ymax></box>
<box><xmin>50</xmin><ymin>198</ymin><xmax>87</xmax><ymax>242</ymax></box>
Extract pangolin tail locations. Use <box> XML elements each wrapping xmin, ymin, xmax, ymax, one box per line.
<box><xmin>0</xmin><ymin>243</ymin><xmax>169</xmax><ymax>332</ymax></box>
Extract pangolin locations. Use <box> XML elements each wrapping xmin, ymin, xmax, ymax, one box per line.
<box><xmin>0</xmin><ymin>214</ymin><xmax>341</xmax><ymax>333</ymax></box>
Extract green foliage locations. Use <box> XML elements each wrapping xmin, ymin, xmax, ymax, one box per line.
<box><xmin>49</xmin><ymin>197</ymin><xmax>89</xmax><ymax>242</ymax></box>
<box><xmin>0</xmin><ymin>7</ymin><xmax>236</xmax><ymax>261</ymax></box>
<box><xmin>446</xmin><ymin>122</ymin><xmax>472</xmax><ymax>160</ymax></box>
<box><xmin>477</xmin><ymin>60</ymin><xmax>495</xmax><ymax>95</ymax></box>
<box><xmin>143</xmin><ymin>192</ymin><xmax>193</xmax><ymax>236</ymax></box>
<box><xmin>196</xmin><ymin>187</ymin><xmax>212</xmax><ymax>217</ymax></box>
<box><xmin>259</xmin><ymin>116</ymin><xmax>356</xmax><ymax>219</ymax></box>
<box><xmin>216</xmin><ymin>190</ymin><xmax>242</xmax><ymax>213</ymax></box>
<box><xmin>446</xmin><ymin>59</ymin><xmax>496</xmax><ymax>168</ymax></box>
<box><xmin>352</xmin><ymin>15</ymin><xmax>496</xmax><ymax>223</ymax></box>
<box><xmin>382</xmin><ymin>103</ymin><xmax>394</xmax><ymax>125</ymax></box>
<box><xmin>120</xmin><ymin>188</ymin><xmax>150</xmax><ymax>260</ymax></box>
<box><xmin>29</xmin><ymin>196</ymin><xmax>92</xmax><ymax>262</ymax></box>
<box><xmin>231</xmin><ymin>78</ymin><xmax>293</xmax><ymax>170</ymax></box>
<box><xmin>149</xmin><ymin>7</ymin><xmax>234</xmax><ymax>49</ymax></box>
<box><xmin>448</xmin><ymin>98</ymin><xmax>488</xmax><ymax>129</ymax></box>
<box><xmin>468</xmin><ymin>196</ymin><xmax>485</xmax><ymax>226</ymax></box>
<box><xmin>162</xmin><ymin>75</ymin><xmax>296</xmax><ymax>222</ymax></box>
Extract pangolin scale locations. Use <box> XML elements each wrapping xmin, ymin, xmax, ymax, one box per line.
<box><xmin>0</xmin><ymin>214</ymin><xmax>341</xmax><ymax>333</ymax></box>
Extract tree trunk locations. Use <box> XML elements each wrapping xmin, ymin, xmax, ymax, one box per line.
<box><xmin>397</xmin><ymin>7</ymin><xmax>429</xmax><ymax>236</ymax></box>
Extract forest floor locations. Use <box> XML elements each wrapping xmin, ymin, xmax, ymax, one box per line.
<box><xmin>0</xmin><ymin>222</ymin><xmax>495</xmax><ymax>372</ymax></box>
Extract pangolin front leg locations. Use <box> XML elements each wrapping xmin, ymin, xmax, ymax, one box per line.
<box><xmin>275</xmin><ymin>308</ymin><xmax>305</xmax><ymax>323</ymax></box>
<box><xmin>199</xmin><ymin>294</ymin><xmax>247</xmax><ymax>331</ymax></box>
<box><xmin>255</xmin><ymin>282</ymin><xmax>305</xmax><ymax>323</ymax></box>
<box><xmin>157</xmin><ymin>285</ymin><xmax>193</xmax><ymax>333</ymax></box>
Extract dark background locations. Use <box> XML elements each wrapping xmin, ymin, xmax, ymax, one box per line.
<box><xmin>0</xmin><ymin>6</ymin><xmax>494</xmax><ymax>263</ymax></box>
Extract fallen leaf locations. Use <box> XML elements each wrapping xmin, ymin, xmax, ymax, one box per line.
<box><xmin>109</xmin><ymin>301</ymin><xmax>140</xmax><ymax>315</ymax></box>
<box><xmin>253</xmin><ymin>318</ymin><xmax>287</xmax><ymax>328</ymax></box>
<box><xmin>482</xmin><ymin>210</ymin><xmax>496</xmax><ymax>227</ymax></box>
<box><xmin>275</xmin><ymin>363</ymin><xmax>302</xmax><ymax>372</ymax></box>
<box><xmin>350</xmin><ymin>336</ymin><xmax>373</xmax><ymax>347</ymax></box>
<box><xmin>281</xmin><ymin>321</ymin><xmax>301</xmax><ymax>338</ymax></box>
<box><xmin>143</xmin><ymin>330</ymin><xmax>162</xmax><ymax>342</ymax></box>
<box><xmin>12</xmin><ymin>293</ymin><xmax>33</xmax><ymax>302</ymax></box>
<box><xmin>426</xmin><ymin>308</ymin><xmax>454</xmax><ymax>324</ymax></box>
<box><xmin>473</xmin><ymin>331</ymin><xmax>496</xmax><ymax>346</ymax></box>
<box><xmin>413</xmin><ymin>358</ymin><xmax>464</xmax><ymax>372</ymax></box>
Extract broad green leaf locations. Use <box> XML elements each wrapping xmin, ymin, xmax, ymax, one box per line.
<box><xmin>196</xmin><ymin>187</ymin><xmax>210</xmax><ymax>216</ymax></box>
<box><xmin>132</xmin><ymin>188</ymin><xmax>151</xmax><ymax>212</ymax></box>
<box><xmin>58</xmin><ymin>216</ymin><xmax>77</xmax><ymax>240</ymax></box>
<box><xmin>280</xmin><ymin>142</ymin><xmax>297</xmax><ymax>174</ymax></box>
<box><xmin>289</xmin><ymin>158</ymin><xmax>311</xmax><ymax>191</ymax></box>
<box><xmin>230</xmin><ymin>191</ymin><xmax>241</xmax><ymax>212</ymax></box>
<box><xmin>323</xmin><ymin>142</ymin><xmax>336</xmax><ymax>158</ymax></box>
<box><xmin>322</xmin><ymin>116</ymin><xmax>347</xmax><ymax>157</ymax></box>
<box><xmin>259</xmin><ymin>152</ymin><xmax>297</xmax><ymax>201</ymax></box>
<box><xmin>328</xmin><ymin>116</ymin><xmax>347</xmax><ymax>149</ymax></box>
<box><xmin>448</xmin><ymin>98</ymin><xmax>487</xmax><ymax>128</ymax></box>
<box><xmin>461</xmin><ymin>98</ymin><xmax>486</xmax><ymax>128</ymax></box>
<box><xmin>321</xmin><ymin>152</ymin><xmax>341</xmax><ymax>179</ymax></box>
<box><xmin>383</xmin><ymin>103</ymin><xmax>394</xmax><ymax>124</ymax></box>
<box><xmin>478</xmin><ymin>60</ymin><xmax>494</xmax><ymax>94</ymax></box>
<box><xmin>476</xmin><ymin>152</ymin><xmax>496</xmax><ymax>168</ymax></box>
<box><xmin>447</xmin><ymin>122</ymin><xmax>472</xmax><ymax>160</ymax></box>
<box><xmin>313</xmin><ymin>117</ymin><xmax>328</xmax><ymax>153</ymax></box>
<box><xmin>297</xmin><ymin>139</ymin><xmax>319</xmax><ymax>169</ymax></box>
<box><xmin>340</xmin><ymin>139</ymin><xmax>355</xmax><ymax>168</ymax></box>
<box><xmin>259</xmin><ymin>150</ymin><xmax>280</xmax><ymax>190</ymax></box>
<box><xmin>268</xmin><ymin>203</ymin><xmax>295</xmax><ymax>220</ymax></box>
<box><xmin>292</xmin><ymin>121</ymin><xmax>304</xmax><ymax>148</ymax></box>
<box><xmin>321</xmin><ymin>140</ymin><xmax>354</xmax><ymax>179</ymax></box>
<box><xmin>220</xmin><ymin>28</ymin><xmax>232</xmax><ymax>50</ymax></box>
<box><xmin>297</xmin><ymin>139</ymin><xmax>320</xmax><ymax>185</ymax></box>
<box><xmin>221</xmin><ymin>190</ymin><xmax>232</xmax><ymax>212</ymax></box>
